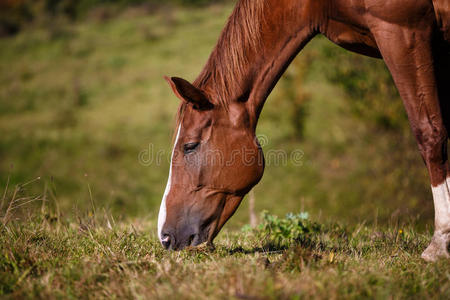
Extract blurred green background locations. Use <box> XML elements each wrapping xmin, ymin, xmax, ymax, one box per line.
<box><xmin>0</xmin><ymin>0</ymin><xmax>433</xmax><ymax>229</ymax></box>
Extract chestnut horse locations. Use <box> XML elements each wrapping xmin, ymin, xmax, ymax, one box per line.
<box><xmin>158</xmin><ymin>0</ymin><xmax>450</xmax><ymax>261</ymax></box>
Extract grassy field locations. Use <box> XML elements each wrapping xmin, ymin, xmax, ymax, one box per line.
<box><xmin>0</xmin><ymin>1</ymin><xmax>448</xmax><ymax>298</ymax></box>
<box><xmin>1</xmin><ymin>207</ymin><xmax>449</xmax><ymax>299</ymax></box>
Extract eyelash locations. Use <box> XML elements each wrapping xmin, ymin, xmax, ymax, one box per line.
<box><xmin>183</xmin><ymin>142</ymin><xmax>200</xmax><ymax>154</ymax></box>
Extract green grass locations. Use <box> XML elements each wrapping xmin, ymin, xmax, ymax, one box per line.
<box><xmin>1</xmin><ymin>206</ymin><xmax>449</xmax><ymax>299</ymax></box>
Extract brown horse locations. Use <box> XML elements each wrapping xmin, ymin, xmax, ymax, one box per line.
<box><xmin>157</xmin><ymin>0</ymin><xmax>450</xmax><ymax>261</ymax></box>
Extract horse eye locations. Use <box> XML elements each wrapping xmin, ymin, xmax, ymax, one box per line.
<box><xmin>183</xmin><ymin>142</ymin><xmax>200</xmax><ymax>154</ymax></box>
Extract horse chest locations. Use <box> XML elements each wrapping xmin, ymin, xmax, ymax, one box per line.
<box><xmin>324</xmin><ymin>18</ymin><xmax>380</xmax><ymax>58</ymax></box>
<box><xmin>365</xmin><ymin>0</ymin><xmax>435</xmax><ymax>26</ymax></box>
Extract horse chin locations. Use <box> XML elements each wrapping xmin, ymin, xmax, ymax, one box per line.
<box><xmin>185</xmin><ymin>194</ymin><xmax>236</xmax><ymax>250</ymax></box>
<box><xmin>162</xmin><ymin>193</ymin><xmax>245</xmax><ymax>251</ymax></box>
<box><xmin>170</xmin><ymin>219</ymin><xmax>216</xmax><ymax>250</ymax></box>
<box><xmin>182</xmin><ymin>213</ymin><xmax>223</xmax><ymax>250</ymax></box>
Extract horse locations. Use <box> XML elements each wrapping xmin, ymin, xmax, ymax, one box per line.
<box><xmin>157</xmin><ymin>0</ymin><xmax>450</xmax><ymax>261</ymax></box>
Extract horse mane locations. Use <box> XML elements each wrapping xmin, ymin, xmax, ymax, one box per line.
<box><xmin>172</xmin><ymin>0</ymin><xmax>266</xmax><ymax>139</ymax></box>
<box><xmin>193</xmin><ymin>0</ymin><xmax>266</xmax><ymax>108</ymax></box>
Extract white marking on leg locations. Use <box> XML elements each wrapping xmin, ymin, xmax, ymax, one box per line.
<box><xmin>158</xmin><ymin>125</ymin><xmax>181</xmax><ymax>241</ymax></box>
<box><xmin>432</xmin><ymin>180</ymin><xmax>450</xmax><ymax>232</ymax></box>
<box><xmin>422</xmin><ymin>180</ymin><xmax>450</xmax><ymax>261</ymax></box>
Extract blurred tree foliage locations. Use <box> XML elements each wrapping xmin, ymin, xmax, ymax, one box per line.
<box><xmin>323</xmin><ymin>47</ymin><xmax>408</xmax><ymax>132</ymax></box>
<box><xmin>282</xmin><ymin>40</ymin><xmax>408</xmax><ymax>134</ymax></box>
<box><xmin>275</xmin><ymin>38</ymin><xmax>431</xmax><ymax>224</ymax></box>
<box><xmin>280</xmin><ymin>53</ymin><xmax>312</xmax><ymax>140</ymax></box>
<box><xmin>0</xmin><ymin>0</ymin><xmax>225</xmax><ymax>36</ymax></box>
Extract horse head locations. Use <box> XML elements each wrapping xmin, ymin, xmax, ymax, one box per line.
<box><xmin>157</xmin><ymin>77</ymin><xmax>264</xmax><ymax>250</ymax></box>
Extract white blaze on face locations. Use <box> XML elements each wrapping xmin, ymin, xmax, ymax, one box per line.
<box><xmin>431</xmin><ymin>179</ymin><xmax>450</xmax><ymax>231</ymax></box>
<box><xmin>158</xmin><ymin>125</ymin><xmax>181</xmax><ymax>241</ymax></box>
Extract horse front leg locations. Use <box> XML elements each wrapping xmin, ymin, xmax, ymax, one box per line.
<box><xmin>371</xmin><ymin>23</ymin><xmax>450</xmax><ymax>261</ymax></box>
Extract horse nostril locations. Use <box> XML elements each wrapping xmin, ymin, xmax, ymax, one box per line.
<box><xmin>161</xmin><ymin>234</ymin><xmax>171</xmax><ymax>250</ymax></box>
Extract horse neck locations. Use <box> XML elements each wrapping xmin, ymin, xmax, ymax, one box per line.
<box><xmin>195</xmin><ymin>0</ymin><xmax>317</xmax><ymax>130</ymax></box>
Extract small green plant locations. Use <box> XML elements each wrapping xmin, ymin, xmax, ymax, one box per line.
<box><xmin>251</xmin><ymin>211</ymin><xmax>322</xmax><ymax>248</ymax></box>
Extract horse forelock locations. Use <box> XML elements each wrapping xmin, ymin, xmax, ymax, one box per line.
<box><xmin>193</xmin><ymin>0</ymin><xmax>266</xmax><ymax>108</ymax></box>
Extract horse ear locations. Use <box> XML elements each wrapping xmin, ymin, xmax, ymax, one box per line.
<box><xmin>164</xmin><ymin>76</ymin><xmax>213</xmax><ymax>110</ymax></box>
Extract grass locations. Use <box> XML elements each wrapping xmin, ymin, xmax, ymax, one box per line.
<box><xmin>1</xmin><ymin>201</ymin><xmax>449</xmax><ymax>299</ymax></box>
<box><xmin>0</xmin><ymin>182</ymin><xmax>448</xmax><ymax>299</ymax></box>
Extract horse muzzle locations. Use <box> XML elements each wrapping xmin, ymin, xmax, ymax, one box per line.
<box><xmin>160</xmin><ymin>225</ymin><xmax>208</xmax><ymax>250</ymax></box>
